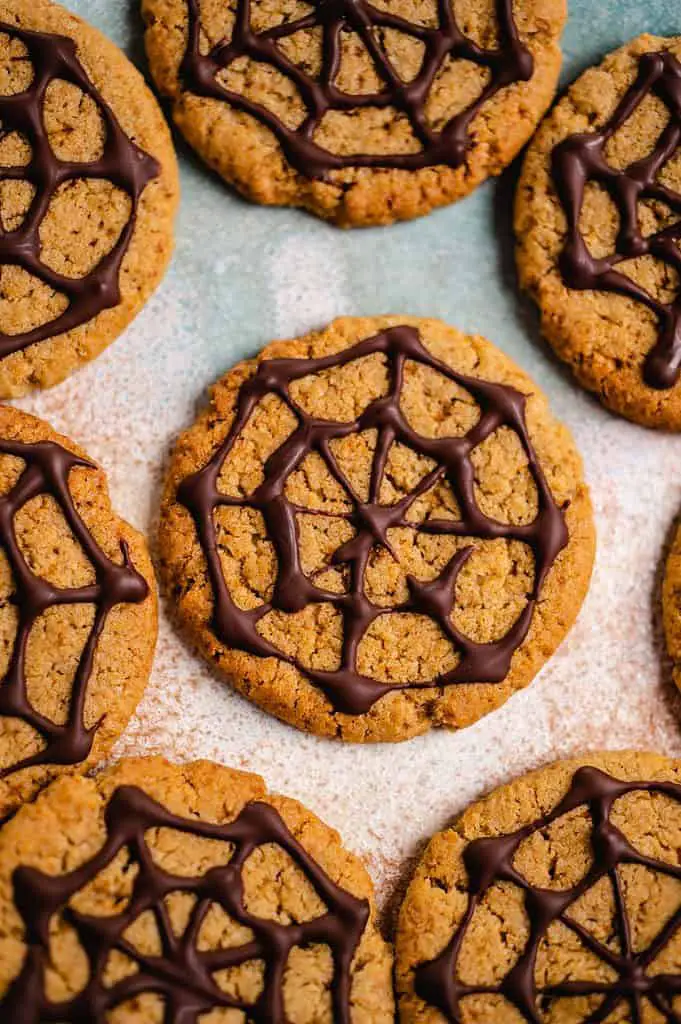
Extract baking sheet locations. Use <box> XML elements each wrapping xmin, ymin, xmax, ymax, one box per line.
<box><xmin>23</xmin><ymin>0</ymin><xmax>681</xmax><ymax>914</ymax></box>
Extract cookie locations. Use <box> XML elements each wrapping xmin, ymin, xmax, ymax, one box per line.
<box><xmin>142</xmin><ymin>0</ymin><xmax>566</xmax><ymax>227</ymax></box>
<box><xmin>0</xmin><ymin>0</ymin><xmax>178</xmax><ymax>397</ymax></box>
<box><xmin>396</xmin><ymin>750</ymin><xmax>681</xmax><ymax>1024</ymax></box>
<box><xmin>159</xmin><ymin>316</ymin><xmax>595</xmax><ymax>743</ymax></box>
<box><xmin>663</xmin><ymin>519</ymin><xmax>681</xmax><ymax>697</ymax></box>
<box><xmin>0</xmin><ymin>406</ymin><xmax>157</xmax><ymax>820</ymax></box>
<box><xmin>517</xmin><ymin>35</ymin><xmax>681</xmax><ymax>429</ymax></box>
<box><xmin>0</xmin><ymin>755</ymin><xmax>394</xmax><ymax>1022</ymax></box>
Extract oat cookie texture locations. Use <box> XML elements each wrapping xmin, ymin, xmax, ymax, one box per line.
<box><xmin>0</xmin><ymin>405</ymin><xmax>157</xmax><ymax>821</ymax></box>
<box><xmin>142</xmin><ymin>0</ymin><xmax>566</xmax><ymax>226</ymax></box>
<box><xmin>0</xmin><ymin>755</ymin><xmax>394</xmax><ymax>1022</ymax></box>
<box><xmin>159</xmin><ymin>316</ymin><xmax>595</xmax><ymax>743</ymax></box>
<box><xmin>517</xmin><ymin>35</ymin><xmax>681</xmax><ymax>429</ymax></box>
<box><xmin>0</xmin><ymin>0</ymin><xmax>178</xmax><ymax>396</ymax></box>
<box><xmin>397</xmin><ymin>750</ymin><xmax>681</xmax><ymax>1023</ymax></box>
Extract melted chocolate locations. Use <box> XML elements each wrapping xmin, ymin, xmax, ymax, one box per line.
<box><xmin>3</xmin><ymin>784</ymin><xmax>369</xmax><ymax>1023</ymax></box>
<box><xmin>0</xmin><ymin>22</ymin><xmax>159</xmax><ymax>358</ymax></box>
<box><xmin>415</xmin><ymin>766</ymin><xmax>681</xmax><ymax>1023</ymax></box>
<box><xmin>553</xmin><ymin>50</ymin><xmax>681</xmax><ymax>390</ymax></box>
<box><xmin>178</xmin><ymin>325</ymin><xmax>568</xmax><ymax>715</ymax></box>
<box><xmin>181</xmin><ymin>0</ymin><xmax>533</xmax><ymax>178</ymax></box>
<box><xmin>0</xmin><ymin>439</ymin><xmax>148</xmax><ymax>780</ymax></box>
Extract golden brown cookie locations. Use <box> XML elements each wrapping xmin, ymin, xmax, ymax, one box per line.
<box><xmin>0</xmin><ymin>0</ymin><xmax>179</xmax><ymax>397</ymax></box>
<box><xmin>159</xmin><ymin>316</ymin><xmax>595</xmax><ymax>743</ymax></box>
<box><xmin>142</xmin><ymin>0</ymin><xmax>566</xmax><ymax>227</ymax></box>
<box><xmin>663</xmin><ymin>518</ymin><xmax>681</xmax><ymax>695</ymax></box>
<box><xmin>396</xmin><ymin>750</ymin><xmax>681</xmax><ymax>1024</ymax></box>
<box><xmin>0</xmin><ymin>755</ymin><xmax>394</xmax><ymax>1022</ymax></box>
<box><xmin>516</xmin><ymin>35</ymin><xmax>681</xmax><ymax>430</ymax></box>
<box><xmin>0</xmin><ymin>406</ymin><xmax>157</xmax><ymax>820</ymax></box>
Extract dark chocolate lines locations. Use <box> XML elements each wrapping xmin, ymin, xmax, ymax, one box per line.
<box><xmin>0</xmin><ymin>439</ymin><xmax>148</xmax><ymax>779</ymax></box>
<box><xmin>415</xmin><ymin>766</ymin><xmax>681</xmax><ymax>1024</ymax></box>
<box><xmin>0</xmin><ymin>22</ymin><xmax>159</xmax><ymax>358</ymax></box>
<box><xmin>182</xmin><ymin>0</ymin><xmax>533</xmax><ymax>177</ymax></box>
<box><xmin>3</xmin><ymin>784</ymin><xmax>369</xmax><ymax>1023</ymax></box>
<box><xmin>178</xmin><ymin>325</ymin><xmax>568</xmax><ymax>715</ymax></box>
<box><xmin>553</xmin><ymin>50</ymin><xmax>681</xmax><ymax>389</ymax></box>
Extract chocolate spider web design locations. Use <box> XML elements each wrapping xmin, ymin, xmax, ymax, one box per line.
<box><xmin>553</xmin><ymin>50</ymin><xmax>681</xmax><ymax>390</ymax></box>
<box><xmin>182</xmin><ymin>0</ymin><xmax>533</xmax><ymax>177</ymax></box>
<box><xmin>415</xmin><ymin>767</ymin><xmax>681</xmax><ymax>1024</ymax></box>
<box><xmin>3</xmin><ymin>784</ymin><xmax>370</xmax><ymax>1023</ymax></box>
<box><xmin>178</xmin><ymin>325</ymin><xmax>568</xmax><ymax>716</ymax></box>
<box><xmin>0</xmin><ymin>21</ymin><xmax>159</xmax><ymax>359</ymax></box>
<box><xmin>0</xmin><ymin>439</ymin><xmax>148</xmax><ymax>780</ymax></box>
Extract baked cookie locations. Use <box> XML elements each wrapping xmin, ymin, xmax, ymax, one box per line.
<box><xmin>396</xmin><ymin>750</ymin><xmax>681</xmax><ymax>1024</ymax></box>
<box><xmin>517</xmin><ymin>35</ymin><xmax>681</xmax><ymax>430</ymax></box>
<box><xmin>142</xmin><ymin>0</ymin><xmax>566</xmax><ymax>227</ymax></box>
<box><xmin>663</xmin><ymin>518</ymin><xmax>681</xmax><ymax>695</ymax></box>
<box><xmin>0</xmin><ymin>406</ymin><xmax>156</xmax><ymax>820</ymax></box>
<box><xmin>159</xmin><ymin>316</ymin><xmax>595</xmax><ymax>743</ymax></box>
<box><xmin>0</xmin><ymin>755</ymin><xmax>394</xmax><ymax>1022</ymax></box>
<box><xmin>0</xmin><ymin>0</ymin><xmax>178</xmax><ymax>397</ymax></box>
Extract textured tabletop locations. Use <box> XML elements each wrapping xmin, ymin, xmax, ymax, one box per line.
<box><xmin>22</xmin><ymin>0</ymin><xmax>681</xmax><ymax>912</ymax></box>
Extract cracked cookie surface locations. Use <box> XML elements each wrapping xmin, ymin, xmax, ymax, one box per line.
<box><xmin>396</xmin><ymin>750</ymin><xmax>681</xmax><ymax>1024</ymax></box>
<box><xmin>142</xmin><ymin>0</ymin><xmax>565</xmax><ymax>226</ymax></box>
<box><xmin>0</xmin><ymin>0</ymin><xmax>178</xmax><ymax>396</ymax></box>
<box><xmin>159</xmin><ymin>316</ymin><xmax>594</xmax><ymax>743</ymax></box>
<box><xmin>516</xmin><ymin>34</ymin><xmax>681</xmax><ymax>429</ymax></box>
<box><xmin>0</xmin><ymin>755</ymin><xmax>394</xmax><ymax>1022</ymax></box>
<box><xmin>0</xmin><ymin>405</ymin><xmax>157</xmax><ymax>820</ymax></box>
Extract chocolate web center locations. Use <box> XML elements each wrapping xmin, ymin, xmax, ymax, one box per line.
<box><xmin>553</xmin><ymin>50</ymin><xmax>681</xmax><ymax>390</ymax></box>
<box><xmin>0</xmin><ymin>22</ymin><xmax>159</xmax><ymax>359</ymax></box>
<box><xmin>178</xmin><ymin>325</ymin><xmax>568</xmax><ymax>715</ymax></box>
<box><xmin>181</xmin><ymin>0</ymin><xmax>533</xmax><ymax>177</ymax></box>
<box><xmin>0</xmin><ymin>439</ymin><xmax>149</xmax><ymax>782</ymax></box>
<box><xmin>415</xmin><ymin>766</ymin><xmax>681</xmax><ymax>1024</ymax></box>
<box><xmin>2</xmin><ymin>785</ymin><xmax>369</xmax><ymax>1023</ymax></box>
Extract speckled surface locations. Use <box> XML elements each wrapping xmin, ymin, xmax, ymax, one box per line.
<box><xmin>18</xmin><ymin>0</ymin><xmax>681</xmax><ymax>916</ymax></box>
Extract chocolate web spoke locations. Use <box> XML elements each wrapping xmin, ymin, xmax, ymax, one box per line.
<box><xmin>553</xmin><ymin>49</ymin><xmax>681</xmax><ymax>390</ymax></box>
<box><xmin>182</xmin><ymin>0</ymin><xmax>534</xmax><ymax>176</ymax></box>
<box><xmin>414</xmin><ymin>767</ymin><xmax>681</xmax><ymax>1024</ymax></box>
<box><xmin>0</xmin><ymin>22</ymin><xmax>159</xmax><ymax>358</ymax></box>
<box><xmin>178</xmin><ymin>325</ymin><xmax>568</xmax><ymax>715</ymax></box>
<box><xmin>2</xmin><ymin>785</ymin><xmax>370</xmax><ymax>1023</ymax></box>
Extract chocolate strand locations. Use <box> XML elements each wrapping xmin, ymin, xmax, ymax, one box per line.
<box><xmin>178</xmin><ymin>325</ymin><xmax>568</xmax><ymax>715</ymax></box>
<box><xmin>3</xmin><ymin>784</ymin><xmax>370</xmax><ymax>1023</ymax></box>
<box><xmin>0</xmin><ymin>22</ymin><xmax>159</xmax><ymax>358</ymax></box>
<box><xmin>0</xmin><ymin>439</ymin><xmax>149</xmax><ymax>780</ymax></box>
<box><xmin>181</xmin><ymin>0</ymin><xmax>533</xmax><ymax>177</ymax></box>
<box><xmin>553</xmin><ymin>50</ymin><xmax>681</xmax><ymax>390</ymax></box>
<box><xmin>415</xmin><ymin>766</ymin><xmax>681</xmax><ymax>1023</ymax></box>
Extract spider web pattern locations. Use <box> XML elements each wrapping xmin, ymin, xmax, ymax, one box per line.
<box><xmin>415</xmin><ymin>767</ymin><xmax>681</xmax><ymax>1024</ymax></box>
<box><xmin>0</xmin><ymin>22</ymin><xmax>159</xmax><ymax>359</ymax></box>
<box><xmin>178</xmin><ymin>325</ymin><xmax>568</xmax><ymax>716</ymax></box>
<box><xmin>0</xmin><ymin>439</ymin><xmax>149</xmax><ymax>781</ymax></box>
<box><xmin>3</xmin><ymin>784</ymin><xmax>370</xmax><ymax>1023</ymax></box>
<box><xmin>181</xmin><ymin>0</ymin><xmax>534</xmax><ymax>178</ymax></box>
<box><xmin>553</xmin><ymin>50</ymin><xmax>681</xmax><ymax>390</ymax></box>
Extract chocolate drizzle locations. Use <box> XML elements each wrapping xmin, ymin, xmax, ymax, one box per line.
<box><xmin>2</xmin><ymin>784</ymin><xmax>370</xmax><ymax>1023</ymax></box>
<box><xmin>415</xmin><ymin>766</ymin><xmax>681</xmax><ymax>1023</ymax></box>
<box><xmin>553</xmin><ymin>50</ymin><xmax>681</xmax><ymax>390</ymax></box>
<box><xmin>181</xmin><ymin>0</ymin><xmax>533</xmax><ymax>178</ymax></box>
<box><xmin>0</xmin><ymin>439</ymin><xmax>148</xmax><ymax>780</ymax></box>
<box><xmin>178</xmin><ymin>325</ymin><xmax>568</xmax><ymax>715</ymax></box>
<box><xmin>0</xmin><ymin>22</ymin><xmax>159</xmax><ymax>358</ymax></box>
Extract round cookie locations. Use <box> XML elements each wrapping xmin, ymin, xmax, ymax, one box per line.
<box><xmin>396</xmin><ymin>750</ymin><xmax>681</xmax><ymax>1023</ymax></box>
<box><xmin>0</xmin><ymin>406</ymin><xmax>157</xmax><ymax>820</ymax></box>
<box><xmin>516</xmin><ymin>35</ymin><xmax>681</xmax><ymax>430</ymax></box>
<box><xmin>159</xmin><ymin>316</ymin><xmax>595</xmax><ymax>743</ymax></box>
<box><xmin>663</xmin><ymin>519</ymin><xmax>681</xmax><ymax>694</ymax></box>
<box><xmin>0</xmin><ymin>0</ymin><xmax>179</xmax><ymax>397</ymax></box>
<box><xmin>0</xmin><ymin>755</ymin><xmax>395</xmax><ymax>1022</ymax></box>
<box><xmin>142</xmin><ymin>0</ymin><xmax>566</xmax><ymax>227</ymax></box>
